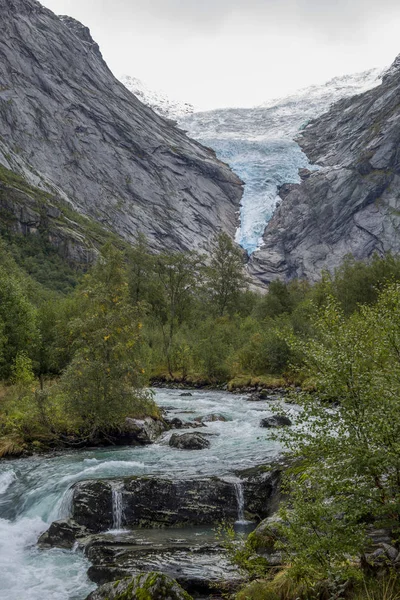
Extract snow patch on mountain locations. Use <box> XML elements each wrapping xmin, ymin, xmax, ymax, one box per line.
<box><xmin>180</xmin><ymin>67</ymin><xmax>385</xmax><ymax>253</ymax></box>
<box><xmin>120</xmin><ymin>75</ymin><xmax>195</xmax><ymax>121</ymax></box>
<box><xmin>120</xmin><ymin>67</ymin><xmax>385</xmax><ymax>253</ymax></box>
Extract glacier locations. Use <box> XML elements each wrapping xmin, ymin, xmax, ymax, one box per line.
<box><xmin>121</xmin><ymin>69</ymin><xmax>384</xmax><ymax>254</ymax></box>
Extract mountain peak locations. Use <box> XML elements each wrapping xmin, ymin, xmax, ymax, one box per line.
<box><xmin>58</xmin><ymin>15</ymin><xmax>102</xmax><ymax>59</ymax></box>
<box><xmin>0</xmin><ymin>0</ymin><xmax>243</xmax><ymax>255</ymax></box>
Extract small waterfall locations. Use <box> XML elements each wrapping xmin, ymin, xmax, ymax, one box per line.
<box><xmin>112</xmin><ymin>487</ymin><xmax>124</xmax><ymax>530</ymax></box>
<box><xmin>233</xmin><ymin>481</ymin><xmax>246</xmax><ymax>524</ymax></box>
<box><xmin>56</xmin><ymin>487</ymin><xmax>74</xmax><ymax>520</ymax></box>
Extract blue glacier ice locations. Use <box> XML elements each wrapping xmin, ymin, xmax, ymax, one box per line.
<box><xmin>179</xmin><ymin>68</ymin><xmax>384</xmax><ymax>253</ymax></box>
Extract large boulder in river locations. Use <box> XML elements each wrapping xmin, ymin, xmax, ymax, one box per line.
<box><xmin>73</xmin><ymin>480</ymin><xmax>114</xmax><ymax>532</ymax></box>
<box><xmin>260</xmin><ymin>415</ymin><xmax>292</xmax><ymax>428</ymax></box>
<box><xmin>121</xmin><ymin>417</ymin><xmax>169</xmax><ymax>445</ymax></box>
<box><xmin>239</xmin><ymin>465</ymin><xmax>283</xmax><ymax>521</ymax></box>
<box><xmin>38</xmin><ymin>519</ymin><xmax>88</xmax><ymax>549</ymax></box>
<box><xmin>169</xmin><ymin>432</ymin><xmax>210</xmax><ymax>450</ymax></box>
<box><xmin>72</xmin><ymin>476</ymin><xmax>238</xmax><ymax>531</ymax></box>
<box><xmin>85</xmin><ymin>572</ymin><xmax>192</xmax><ymax>600</ymax></box>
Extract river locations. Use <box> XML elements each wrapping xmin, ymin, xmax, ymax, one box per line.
<box><xmin>0</xmin><ymin>388</ymin><xmax>298</xmax><ymax>600</ymax></box>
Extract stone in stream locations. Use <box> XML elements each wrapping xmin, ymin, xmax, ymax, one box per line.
<box><xmin>260</xmin><ymin>415</ymin><xmax>292</xmax><ymax>428</ymax></box>
<box><xmin>71</xmin><ymin>476</ymin><xmax>238</xmax><ymax>532</ymax></box>
<box><xmin>83</xmin><ymin>529</ymin><xmax>242</xmax><ymax>594</ymax></box>
<box><xmin>41</xmin><ymin>466</ymin><xmax>282</xmax><ymax>542</ymax></box>
<box><xmin>166</xmin><ymin>417</ymin><xmax>184</xmax><ymax>429</ymax></box>
<box><xmin>180</xmin><ymin>392</ymin><xmax>193</xmax><ymax>397</ymax></box>
<box><xmin>169</xmin><ymin>432</ymin><xmax>210</xmax><ymax>450</ymax></box>
<box><xmin>120</xmin><ymin>417</ymin><xmax>169</xmax><ymax>445</ymax></box>
<box><xmin>193</xmin><ymin>413</ymin><xmax>228</xmax><ymax>423</ymax></box>
<box><xmin>85</xmin><ymin>572</ymin><xmax>192</xmax><ymax>600</ymax></box>
<box><xmin>38</xmin><ymin>519</ymin><xmax>88</xmax><ymax>549</ymax></box>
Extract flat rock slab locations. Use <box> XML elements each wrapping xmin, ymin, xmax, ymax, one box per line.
<box><xmin>83</xmin><ymin>530</ymin><xmax>241</xmax><ymax>594</ymax></box>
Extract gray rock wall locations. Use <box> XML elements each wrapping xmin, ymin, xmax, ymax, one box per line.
<box><xmin>0</xmin><ymin>0</ymin><xmax>243</xmax><ymax>254</ymax></box>
<box><xmin>249</xmin><ymin>54</ymin><xmax>400</xmax><ymax>283</ymax></box>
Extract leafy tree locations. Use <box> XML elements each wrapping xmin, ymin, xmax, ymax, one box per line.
<box><xmin>275</xmin><ymin>283</ymin><xmax>400</xmax><ymax>584</ymax></box>
<box><xmin>0</xmin><ymin>267</ymin><xmax>38</xmax><ymax>379</ymax></box>
<box><xmin>206</xmin><ymin>233</ymin><xmax>247</xmax><ymax>317</ymax></box>
<box><xmin>127</xmin><ymin>233</ymin><xmax>155</xmax><ymax>305</ymax></box>
<box><xmin>59</xmin><ymin>244</ymin><xmax>151</xmax><ymax>436</ymax></box>
<box><xmin>151</xmin><ymin>251</ymin><xmax>203</xmax><ymax>375</ymax></box>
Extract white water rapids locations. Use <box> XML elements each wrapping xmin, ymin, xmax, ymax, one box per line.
<box><xmin>0</xmin><ymin>388</ymin><xmax>299</xmax><ymax>600</ymax></box>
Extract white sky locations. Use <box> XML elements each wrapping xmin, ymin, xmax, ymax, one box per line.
<box><xmin>40</xmin><ymin>0</ymin><xmax>400</xmax><ymax>110</ymax></box>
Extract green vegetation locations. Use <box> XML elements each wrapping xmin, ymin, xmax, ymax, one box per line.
<box><xmin>2</xmin><ymin>168</ymin><xmax>400</xmax><ymax>599</ymax></box>
<box><xmin>2</xmin><ymin>207</ymin><xmax>400</xmax><ymax>461</ymax></box>
<box><xmin>227</xmin><ymin>275</ymin><xmax>400</xmax><ymax>598</ymax></box>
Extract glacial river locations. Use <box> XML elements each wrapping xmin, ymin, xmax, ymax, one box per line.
<box><xmin>0</xmin><ymin>388</ymin><xmax>299</xmax><ymax>600</ymax></box>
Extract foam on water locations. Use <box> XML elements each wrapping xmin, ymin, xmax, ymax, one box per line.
<box><xmin>0</xmin><ymin>470</ymin><xmax>16</xmax><ymax>495</ymax></box>
<box><xmin>0</xmin><ymin>388</ymin><xmax>297</xmax><ymax>599</ymax></box>
<box><xmin>0</xmin><ymin>516</ymin><xmax>94</xmax><ymax>600</ymax></box>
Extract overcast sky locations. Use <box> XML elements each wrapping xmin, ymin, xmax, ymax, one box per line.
<box><xmin>41</xmin><ymin>0</ymin><xmax>400</xmax><ymax>110</ymax></box>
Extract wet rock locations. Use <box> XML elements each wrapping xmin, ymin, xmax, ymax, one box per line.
<box><xmin>260</xmin><ymin>415</ymin><xmax>292</xmax><ymax>428</ymax></box>
<box><xmin>248</xmin><ymin>393</ymin><xmax>263</xmax><ymax>402</ymax></box>
<box><xmin>72</xmin><ymin>480</ymin><xmax>113</xmax><ymax>532</ymax></box>
<box><xmin>122</xmin><ymin>417</ymin><xmax>169</xmax><ymax>445</ymax></box>
<box><xmin>166</xmin><ymin>417</ymin><xmax>184</xmax><ymax>429</ymax></box>
<box><xmin>169</xmin><ymin>432</ymin><xmax>210</xmax><ymax>450</ymax></box>
<box><xmin>85</xmin><ymin>572</ymin><xmax>192</xmax><ymax>600</ymax></box>
<box><xmin>72</xmin><ymin>476</ymin><xmax>238</xmax><ymax>531</ymax></box>
<box><xmin>83</xmin><ymin>530</ymin><xmax>242</xmax><ymax>594</ymax></box>
<box><xmin>37</xmin><ymin>519</ymin><xmax>88</xmax><ymax>549</ymax></box>
<box><xmin>180</xmin><ymin>393</ymin><xmax>193</xmax><ymax>397</ymax></box>
<box><xmin>239</xmin><ymin>464</ymin><xmax>283</xmax><ymax>521</ymax></box>
<box><xmin>193</xmin><ymin>413</ymin><xmax>228</xmax><ymax>423</ymax></box>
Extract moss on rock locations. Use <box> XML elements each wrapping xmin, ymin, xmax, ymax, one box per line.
<box><xmin>85</xmin><ymin>572</ymin><xmax>193</xmax><ymax>600</ymax></box>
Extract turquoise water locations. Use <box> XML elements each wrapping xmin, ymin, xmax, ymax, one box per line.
<box><xmin>0</xmin><ymin>388</ymin><xmax>297</xmax><ymax>599</ymax></box>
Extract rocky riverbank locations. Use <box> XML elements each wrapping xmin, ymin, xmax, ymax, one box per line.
<box><xmin>38</xmin><ymin>465</ymin><xmax>283</xmax><ymax>596</ymax></box>
<box><xmin>0</xmin><ymin>388</ymin><xmax>297</xmax><ymax>599</ymax></box>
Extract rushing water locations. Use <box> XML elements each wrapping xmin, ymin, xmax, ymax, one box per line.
<box><xmin>0</xmin><ymin>388</ymin><xmax>299</xmax><ymax>600</ymax></box>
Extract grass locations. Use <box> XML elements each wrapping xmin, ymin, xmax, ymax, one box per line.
<box><xmin>235</xmin><ymin>571</ymin><xmax>400</xmax><ymax>600</ymax></box>
<box><xmin>0</xmin><ymin>435</ymin><xmax>25</xmax><ymax>458</ymax></box>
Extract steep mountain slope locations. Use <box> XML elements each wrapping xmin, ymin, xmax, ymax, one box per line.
<box><xmin>120</xmin><ymin>76</ymin><xmax>194</xmax><ymax>121</ymax></box>
<box><xmin>248</xmin><ymin>55</ymin><xmax>400</xmax><ymax>283</ymax></box>
<box><xmin>0</xmin><ymin>0</ymin><xmax>242</xmax><ymax>254</ymax></box>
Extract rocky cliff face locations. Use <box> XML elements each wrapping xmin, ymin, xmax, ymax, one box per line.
<box><xmin>0</xmin><ymin>0</ymin><xmax>243</xmax><ymax>254</ymax></box>
<box><xmin>249</xmin><ymin>54</ymin><xmax>400</xmax><ymax>283</ymax></box>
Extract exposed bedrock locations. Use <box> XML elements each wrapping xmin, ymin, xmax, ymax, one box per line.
<box><xmin>0</xmin><ymin>0</ymin><xmax>243</xmax><ymax>255</ymax></box>
<box><xmin>39</xmin><ymin>468</ymin><xmax>282</xmax><ymax>594</ymax></box>
<box><xmin>83</xmin><ymin>530</ymin><xmax>242</xmax><ymax>594</ymax></box>
<box><xmin>249</xmin><ymin>53</ymin><xmax>400</xmax><ymax>283</ymax></box>
<box><xmin>39</xmin><ymin>467</ymin><xmax>282</xmax><ymax>542</ymax></box>
<box><xmin>85</xmin><ymin>572</ymin><xmax>193</xmax><ymax>600</ymax></box>
<box><xmin>70</xmin><ymin>472</ymin><xmax>280</xmax><ymax>531</ymax></box>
